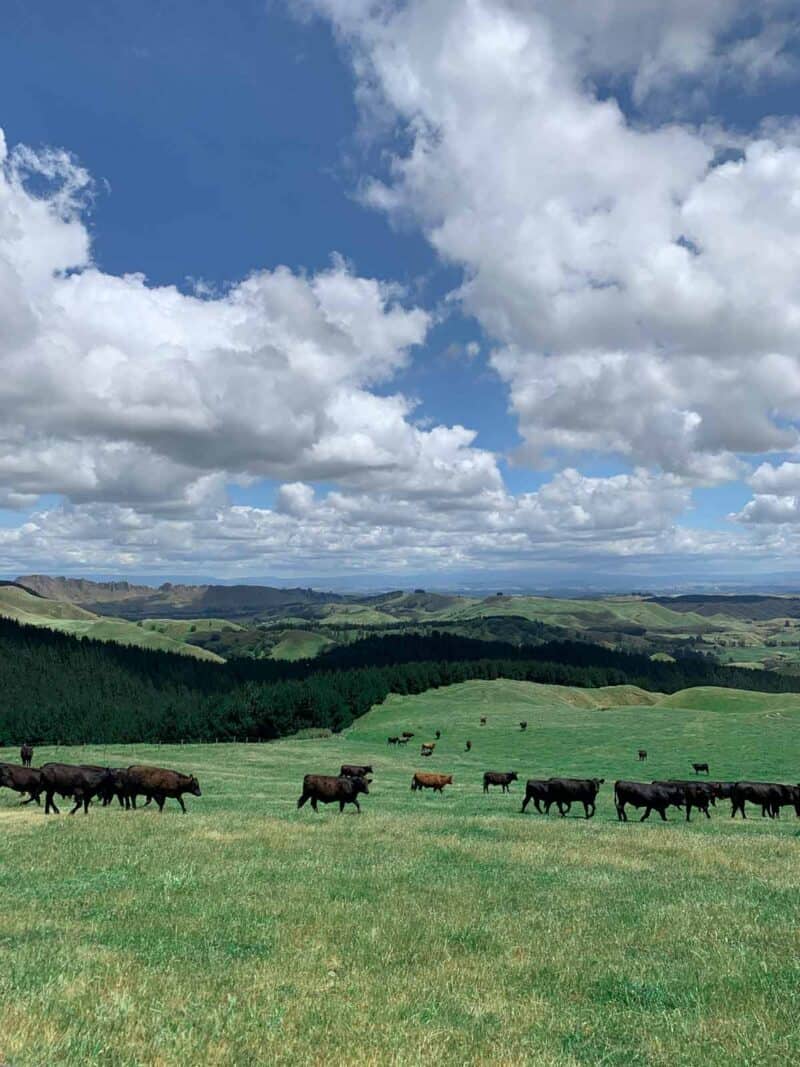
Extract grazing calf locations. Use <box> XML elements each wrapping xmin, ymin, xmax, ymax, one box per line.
<box><xmin>387</xmin><ymin>736</ymin><xmax>400</xmax><ymax>745</ymax></box>
<box><xmin>125</xmin><ymin>765</ymin><xmax>202</xmax><ymax>813</ymax></box>
<box><xmin>615</xmin><ymin>781</ymin><xmax>684</xmax><ymax>822</ymax></box>
<box><xmin>520</xmin><ymin>779</ymin><xmax>554</xmax><ymax>814</ymax></box>
<box><xmin>20</xmin><ymin>744</ymin><xmax>33</xmax><ymax>767</ymax></box>
<box><xmin>548</xmin><ymin>777</ymin><xmax>604</xmax><ymax>819</ymax></box>
<box><xmin>692</xmin><ymin>762</ymin><xmax>710</xmax><ymax>775</ymax></box>
<box><xmin>40</xmin><ymin>763</ymin><xmax>115</xmax><ymax>815</ymax></box>
<box><xmin>519</xmin><ymin>721</ymin><xmax>527</xmax><ymax>731</ymax></box>
<box><xmin>465</xmin><ymin>740</ymin><xmax>472</xmax><ymax>752</ymax></box>
<box><xmin>483</xmin><ymin>771</ymin><xmax>519</xmax><ymax>794</ymax></box>
<box><xmin>411</xmin><ymin>772</ymin><xmax>452</xmax><ymax>793</ymax></box>
<box><xmin>298</xmin><ymin>774</ymin><xmax>369</xmax><ymax>813</ymax></box>
<box><xmin>340</xmin><ymin>764</ymin><xmax>373</xmax><ymax>779</ymax></box>
<box><xmin>638</xmin><ymin>749</ymin><xmax>647</xmax><ymax>762</ymax></box>
<box><xmin>0</xmin><ymin>762</ymin><xmax>43</xmax><ymax>805</ymax></box>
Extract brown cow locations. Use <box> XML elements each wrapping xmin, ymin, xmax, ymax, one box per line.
<box><xmin>0</xmin><ymin>762</ymin><xmax>43</xmax><ymax>805</ymax></box>
<box><xmin>41</xmin><ymin>763</ymin><xmax>115</xmax><ymax>815</ymax></box>
<box><xmin>421</xmin><ymin>742</ymin><xmax>436</xmax><ymax>753</ymax></box>
<box><xmin>20</xmin><ymin>744</ymin><xmax>33</xmax><ymax>767</ymax></box>
<box><xmin>297</xmin><ymin>774</ymin><xmax>368</xmax><ymax>813</ymax></box>
<box><xmin>411</xmin><ymin>772</ymin><xmax>452</xmax><ymax>793</ymax></box>
<box><xmin>125</xmin><ymin>765</ymin><xmax>202</xmax><ymax>813</ymax></box>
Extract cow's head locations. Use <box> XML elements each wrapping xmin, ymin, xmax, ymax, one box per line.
<box><xmin>353</xmin><ymin>776</ymin><xmax>369</xmax><ymax>795</ymax></box>
<box><xmin>594</xmin><ymin>778</ymin><xmax>605</xmax><ymax>787</ymax></box>
<box><xmin>189</xmin><ymin>775</ymin><xmax>202</xmax><ymax>796</ymax></box>
<box><xmin>509</xmin><ymin>772</ymin><xmax>519</xmax><ymax>782</ymax></box>
<box><xmin>445</xmin><ymin>775</ymin><xmax>453</xmax><ymax>784</ymax></box>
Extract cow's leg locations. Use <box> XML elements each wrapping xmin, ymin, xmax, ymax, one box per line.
<box><xmin>353</xmin><ymin>798</ymin><xmax>361</xmax><ymax>813</ymax></box>
<box><xmin>155</xmin><ymin>794</ymin><xmax>165</xmax><ymax>813</ymax></box>
<box><xmin>176</xmin><ymin>795</ymin><xmax>187</xmax><ymax>813</ymax></box>
<box><xmin>339</xmin><ymin>800</ymin><xmax>345</xmax><ymax>813</ymax></box>
<box><xmin>520</xmin><ymin>794</ymin><xmax>530</xmax><ymax>814</ymax></box>
<box><xmin>298</xmin><ymin>791</ymin><xmax>310</xmax><ymax>810</ymax></box>
<box><xmin>703</xmin><ymin>805</ymin><xmax>711</xmax><ymax>819</ymax></box>
<box><xmin>69</xmin><ymin>796</ymin><xmax>81</xmax><ymax>815</ymax></box>
<box><xmin>557</xmin><ymin>801</ymin><xmax>567</xmax><ymax>817</ymax></box>
<box><xmin>616</xmin><ymin>802</ymin><xmax>626</xmax><ymax>821</ymax></box>
<box><xmin>311</xmin><ymin>797</ymin><xmax>318</xmax><ymax>812</ymax></box>
<box><xmin>685</xmin><ymin>803</ymin><xmax>692</xmax><ymax>822</ymax></box>
<box><xmin>534</xmin><ymin>798</ymin><xmax>543</xmax><ymax>814</ymax></box>
<box><xmin>20</xmin><ymin>792</ymin><xmax>38</xmax><ymax>806</ymax></box>
<box><xmin>83</xmin><ymin>796</ymin><xmax>91</xmax><ymax>814</ymax></box>
<box><xmin>658</xmin><ymin>806</ymin><xmax>668</xmax><ymax>821</ymax></box>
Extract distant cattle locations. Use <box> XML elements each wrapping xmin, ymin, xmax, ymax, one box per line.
<box><xmin>40</xmin><ymin>763</ymin><xmax>114</xmax><ymax>815</ymax></box>
<box><xmin>298</xmin><ymin>774</ymin><xmax>369</xmax><ymax>813</ymax></box>
<box><xmin>20</xmin><ymin>744</ymin><xmax>33</xmax><ymax>767</ymax></box>
<box><xmin>638</xmin><ymin>749</ymin><xmax>647</xmax><ymax>762</ymax></box>
<box><xmin>411</xmin><ymin>772</ymin><xmax>452</xmax><ymax>793</ymax></box>
<box><xmin>479</xmin><ymin>717</ymin><xmax>487</xmax><ymax>725</ymax></box>
<box><xmin>519</xmin><ymin>722</ymin><xmax>527</xmax><ymax>731</ymax></box>
<box><xmin>397</xmin><ymin>736</ymin><xmax>410</xmax><ymax>746</ymax></box>
<box><xmin>483</xmin><ymin>771</ymin><xmax>519</xmax><ymax>794</ymax></box>
<box><xmin>692</xmin><ymin>762</ymin><xmax>710</xmax><ymax>775</ymax></box>
<box><xmin>125</xmin><ymin>765</ymin><xmax>202</xmax><ymax>813</ymax></box>
<box><xmin>520</xmin><ymin>778</ymin><xmax>555</xmax><ymax>815</ymax></box>
<box><xmin>615</xmin><ymin>780</ymin><xmax>683</xmax><ymax>822</ymax></box>
<box><xmin>730</xmin><ymin>781</ymin><xmax>799</xmax><ymax>819</ymax></box>
<box><xmin>465</xmin><ymin>740</ymin><xmax>472</xmax><ymax>752</ymax></box>
<box><xmin>420</xmin><ymin>748</ymin><xmax>433</xmax><ymax>757</ymax></box>
<box><xmin>420</xmin><ymin>743</ymin><xmax>436</xmax><ymax>755</ymax></box>
<box><xmin>548</xmin><ymin>777</ymin><xmax>604</xmax><ymax>819</ymax></box>
<box><xmin>401</xmin><ymin>732</ymin><xmax>415</xmax><ymax>739</ymax></box>
<box><xmin>435</xmin><ymin>730</ymin><xmax>441</xmax><ymax>740</ymax></box>
<box><xmin>340</xmin><ymin>764</ymin><xmax>373</xmax><ymax>779</ymax></box>
<box><xmin>0</xmin><ymin>762</ymin><xmax>43</xmax><ymax>805</ymax></box>
<box><xmin>387</xmin><ymin>736</ymin><xmax>400</xmax><ymax>746</ymax></box>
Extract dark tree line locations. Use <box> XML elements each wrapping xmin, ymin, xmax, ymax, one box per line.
<box><xmin>0</xmin><ymin>617</ymin><xmax>798</xmax><ymax>745</ymax></box>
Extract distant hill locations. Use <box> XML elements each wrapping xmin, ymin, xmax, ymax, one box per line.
<box><xmin>16</xmin><ymin>574</ymin><xmax>345</xmax><ymax>620</ymax></box>
<box><xmin>647</xmin><ymin>594</ymin><xmax>800</xmax><ymax>621</ymax></box>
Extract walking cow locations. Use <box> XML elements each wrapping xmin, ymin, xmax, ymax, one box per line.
<box><xmin>20</xmin><ymin>743</ymin><xmax>33</xmax><ymax>767</ymax></box>
<box><xmin>483</xmin><ymin>771</ymin><xmax>518</xmax><ymax>794</ymax></box>
<box><xmin>297</xmin><ymin>774</ymin><xmax>368</xmax><ymax>814</ymax></box>
<box><xmin>548</xmin><ymin>777</ymin><xmax>604</xmax><ymax>819</ymax></box>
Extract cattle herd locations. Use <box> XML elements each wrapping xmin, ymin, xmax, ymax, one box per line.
<box><xmin>1</xmin><ymin>736</ymin><xmax>798</xmax><ymax>826</ymax></box>
<box><xmin>0</xmin><ymin>746</ymin><xmax>201</xmax><ymax>814</ymax></box>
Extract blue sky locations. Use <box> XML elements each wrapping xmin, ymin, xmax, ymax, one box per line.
<box><xmin>1</xmin><ymin>1</ymin><xmax>800</xmax><ymax>587</ymax></box>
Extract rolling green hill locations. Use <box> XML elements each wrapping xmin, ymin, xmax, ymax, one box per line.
<box><xmin>2</xmin><ymin>678</ymin><xmax>799</xmax><ymax>1065</ymax></box>
<box><xmin>0</xmin><ymin>586</ymin><xmax>224</xmax><ymax>662</ymax></box>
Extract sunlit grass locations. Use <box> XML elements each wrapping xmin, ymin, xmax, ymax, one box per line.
<box><xmin>1</xmin><ymin>679</ymin><xmax>799</xmax><ymax>1065</ymax></box>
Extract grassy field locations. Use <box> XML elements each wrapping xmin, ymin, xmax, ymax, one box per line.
<box><xmin>1</xmin><ymin>679</ymin><xmax>799</xmax><ymax>1065</ymax></box>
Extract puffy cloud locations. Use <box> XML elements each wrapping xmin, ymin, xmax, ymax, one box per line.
<box><xmin>305</xmin><ymin>0</ymin><xmax>800</xmax><ymax>488</ymax></box>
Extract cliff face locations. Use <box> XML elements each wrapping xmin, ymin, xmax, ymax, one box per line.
<box><xmin>16</xmin><ymin>575</ymin><xmax>154</xmax><ymax>603</ymax></box>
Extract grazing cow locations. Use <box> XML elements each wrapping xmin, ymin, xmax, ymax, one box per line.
<box><xmin>692</xmin><ymin>762</ymin><xmax>710</xmax><ymax>775</ymax></box>
<box><xmin>20</xmin><ymin>744</ymin><xmax>33</xmax><ymax>767</ymax></box>
<box><xmin>465</xmin><ymin>740</ymin><xmax>472</xmax><ymax>752</ymax></box>
<box><xmin>387</xmin><ymin>736</ymin><xmax>400</xmax><ymax>745</ymax></box>
<box><xmin>397</xmin><ymin>736</ymin><xmax>410</xmax><ymax>745</ymax></box>
<box><xmin>548</xmin><ymin>777</ymin><xmax>605</xmax><ymax>819</ymax></box>
<box><xmin>420</xmin><ymin>742</ymin><xmax>436</xmax><ymax>755</ymax></box>
<box><xmin>731</xmin><ymin>781</ymin><xmax>796</xmax><ymax>819</ymax></box>
<box><xmin>479</xmin><ymin>717</ymin><xmax>487</xmax><ymax>725</ymax></box>
<box><xmin>615</xmin><ymin>780</ymin><xmax>684</xmax><ymax>822</ymax></box>
<box><xmin>401</xmin><ymin>732</ymin><xmax>415</xmax><ymax>739</ymax></box>
<box><xmin>40</xmin><ymin>763</ymin><xmax>115</xmax><ymax>815</ymax></box>
<box><xmin>638</xmin><ymin>749</ymin><xmax>647</xmax><ymax>762</ymax></box>
<box><xmin>520</xmin><ymin>778</ymin><xmax>555</xmax><ymax>814</ymax></box>
<box><xmin>435</xmin><ymin>730</ymin><xmax>441</xmax><ymax>740</ymax></box>
<box><xmin>652</xmin><ymin>781</ymin><xmax>716</xmax><ymax>821</ymax></box>
<box><xmin>125</xmin><ymin>765</ymin><xmax>202</xmax><ymax>813</ymax></box>
<box><xmin>0</xmin><ymin>762</ymin><xmax>43</xmax><ymax>805</ymax></box>
<box><xmin>297</xmin><ymin>774</ymin><xmax>369</xmax><ymax>813</ymax></box>
<box><xmin>519</xmin><ymin>722</ymin><xmax>528</xmax><ymax>731</ymax></box>
<box><xmin>483</xmin><ymin>771</ymin><xmax>519</xmax><ymax>794</ymax></box>
<box><xmin>411</xmin><ymin>772</ymin><xmax>452</xmax><ymax>793</ymax></box>
<box><xmin>340</xmin><ymin>764</ymin><xmax>373</xmax><ymax>779</ymax></box>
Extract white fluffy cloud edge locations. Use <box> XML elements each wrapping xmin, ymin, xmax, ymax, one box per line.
<box><xmin>2</xmin><ymin>0</ymin><xmax>800</xmax><ymax>579</ymax></box>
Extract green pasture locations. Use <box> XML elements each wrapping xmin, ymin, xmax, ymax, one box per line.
<box><xmin>1</xmin><ymin>679</ymin><xmax>799</xmax><ymax>1066</ymax></box>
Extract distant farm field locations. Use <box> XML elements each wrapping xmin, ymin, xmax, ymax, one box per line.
<box><xmin>1</xmin><ymin>679</ymin><xmax>799</xmax><ymax>1065</ymax></box>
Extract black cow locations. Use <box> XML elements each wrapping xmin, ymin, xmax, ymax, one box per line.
<box><xmin>520</xmin><ymin>779</ymin><xmax>554</xmax><ymax>814</ymax></box>
<box><xmin>548</xmin><ymin>777</ymin><xmax>604</xmax><ymax>819</ymax></box>
<box><xmin>435</xmin><ymin>730</ymin><xmax>441</xmax><ymax>740</ymax></box>
<box><xmin>637</xmin><ymin>749</ymin><xmax>647</xmax><ymax>762</ymax></box>
<box><xmin>709</xmin><ymin>781</ymin><xmax>736</xmax><ymax>800</ymax></box>
<box><xmin>100</xmin><ymin>768</ymin><xmax>134</xmax><ymax>809</ymax></box>
<box><xmin>0</xmin><ymin>762</ymin><xmax>43</xmax><ymax>805</ymax></box>
<box><xmin>615</xmin><ymin>781</ymin><xmax>684</xmax><ymax>822</ymax></box>
<box><xmin>40</xmin><ymin>763</ymin><xmax>114</xmax><ymax>815</ymax></box>
<box><xmin>388</xmin><ymin>736</ymin><xmax>400</xmax><ymax>745</ymax></box>
<box><xmin>657</xmin><ymin>779</ymin><xmax>719</xmax><ymax>808</ymax></box>
<box><xmin>401</xmin><ymin>732</ymin><xmax>415</xmax><ymax>739</ymax></box>
<box><xmin>769</xmin><ymin>784</ymin><xmax>800</xmax><ymax>818</ymax></box>
<box><xmin>520</xmin><ymin>722</ymin><xmax>528</xmax><ymax>731</ymax></box>
<box><xmin>397</xmin><ymin>736</ymin><xmax>410</xmax><ymax>745</ymax></box>
<box><xmin>20</xmin><ymin>744</ymin><xmax>33</xmax><ymax>767</ymax></box>
<box><xmin>692</xmin><ymin>762</ymin><xmax>710</xmax><ymax>774</ymax></box>
<box><xmin>297</xmin><ymin>774</ymin><xmax>369</xmax><ymax>813</ymax></box>
<box><xmin>465</xmin><ymin>740</ymin><xmax>472</xmax><ymax>752</ymax></box>
<box><xmin>483</xmin><ymin>771</ymin><xmax>519</xmax><ymax>794</ymax></box>
<box><xmin>340</xmin><ymin>764</ymin><xmax>373</xmax><ymax>778</ymax></box>
<box><xmin>731</xmin><ymin>781</ymin><xmax>797</xmax><ymax>819</ymax></box>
